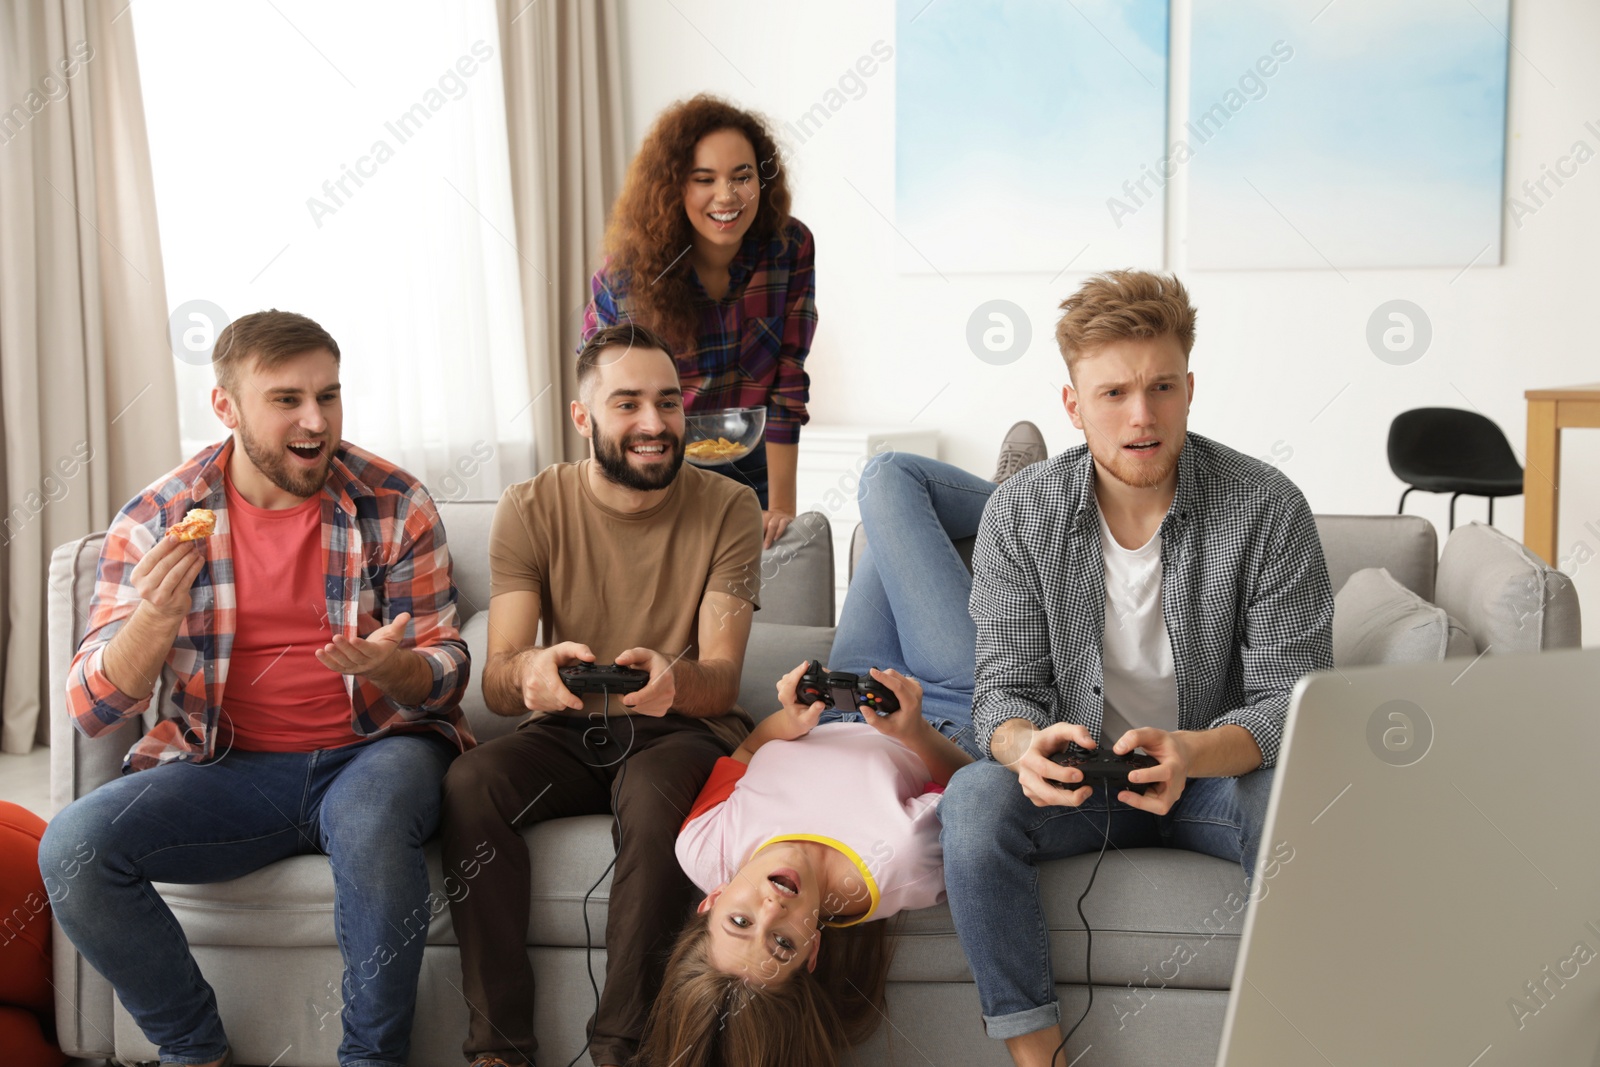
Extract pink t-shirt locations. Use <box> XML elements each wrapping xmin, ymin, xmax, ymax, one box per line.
<box><xmin>675</xmin><ymin>723</ymin><xmax>946</xmax><ymax>924</ymax></box>
<box><xmin>221</xmin><ymin>477</ymin><xmax>359</xmax><ymax>752</ymax></box>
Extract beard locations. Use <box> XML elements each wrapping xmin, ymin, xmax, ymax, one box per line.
<box><xmin>236</xmin><ymin>416</ymin><xmax>332</xmax><ymax>499</ymax></box>
<box><xmin>592</xmin><ymin>422</ymin><xmax>685</xmax><ymax>491</ymax></box>
<box><xmin>1087</xmin><ymin>433</ymin><xmax>1184</xmax><ymax>490</ymax></box>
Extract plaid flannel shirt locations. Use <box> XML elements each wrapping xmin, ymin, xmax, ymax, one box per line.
<box><xmin>66</xmin><ymin>438</ymin><xmax>474</xmax><ymax>773</ymax></box>
<box><xmin>970</xmin><ymin>432</ymin><xmax>1334</xmax><ymax>768</ymax></box>
<box><xmin>582</xmin><ymin>217</ymin><xmax>816</xmax><ymax>445</ymax></box>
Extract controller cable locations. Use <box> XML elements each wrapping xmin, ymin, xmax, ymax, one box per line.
<box><xmin>567</xmin><ymin>688</ymin><xmax>632</xmax><ymax>1067</ymax></box>
<box><xmin>1053</xmin><ymin>781</ymin><xmax>1113</xmax><ymax>1067</ymax></box>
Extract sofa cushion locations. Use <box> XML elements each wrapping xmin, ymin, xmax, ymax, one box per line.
<box><xmin>156</xmin><ymin>826</ymin><xmax>1244</xmax><ymax>991</ymax></box>
<box><xmin>1435</xmin><ymin>521</ymin><xmax>1582</xmax><ymax>653</ymax></box>
<box><xmin>457</xmin><ymin>610</ymin><xmax>528</xmax><ymax>745</ymax></box>
<box><xmin>156</xmin><ymin>814</ymin><xmax>621</xmax><ymax>949</ymax></box>
<box><xmin>891</xmin><ymin>848</ymin><xmax>1246</xmax><ymax>989</ymax></box>
<box><xmin>434</xmin><ymin>499</ymin><xmax>498</xmax><ymax>622</ymax></box>
<box><xmin>1333</xmin><ymin>568</ymin><xmax>1474</xmax><ymax>666</ymax></box>
<box><xmin>740</xmin><ymin>622</ymin><xmax>836</xmax><ymax>724</ymax></box>
<box><xmin>1314</xmin><ymin>514</ymin><xmax>1437</xmax><ymax>602</ymax></box>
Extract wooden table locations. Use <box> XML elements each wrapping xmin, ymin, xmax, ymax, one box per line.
<box><xmin>1524</xmin><ymin>382</ymin><xmax>1600</xmax><ymax>565</ymax></box>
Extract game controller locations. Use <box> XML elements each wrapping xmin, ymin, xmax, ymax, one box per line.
<box><xmin>559</xmin><ymin>662</ymin><xmax>650</xmax><ymax>695</ymax></box>
<box><xmin>796</xmin><ymin>659</ymin><xmax>900</xmax><ymax>716</ymax></box>
<box><xmin>1047</xmin><ymin>744</ymin><xmax>1159</xmax><ymax>795</ymax></box>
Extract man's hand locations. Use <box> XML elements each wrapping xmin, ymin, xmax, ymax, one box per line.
<box><xmin>101</xmin><ymin>534</ymin><xmax>206</xmax><ymax>701</ymax></box>
<box><xmin>1108</xmin><ymin>727</ymin><xmax>1190</xmax><ymax>815</ymax></box>
<box><xmin>617</xmin><ymin>647</ymin><xmax>677</xmax><ymax>717</ymax></box>
<box><xmin>1011</xmin><ymin>722</ymin><xmax>1101</xmax><ymax>809</ymax></box>
<box><xmin>514</xmin><ymin>641</ymin><xmax>595</xmax><ymax>712</ymax></box>
<box><xmin>129</xmin><ymin>535</ymin><xmax>204</xmax><ymax>622</ymax></box>
<box><xmin>858</xmin><ymin>668</ymin><xmax>928</xmax><ymax>744</ymax></box>
<box><xmin>316</xmin><ymin>612</ymin><xmax>412</xmax><ymax>677</ymax></box>
<box><xmin>761</xmin><ymin>508</ymin><xmax>794</xmax><ymax>550</ymax></box>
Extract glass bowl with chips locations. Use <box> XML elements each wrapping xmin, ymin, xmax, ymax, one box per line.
<box><xmin>684</xmin><ymin>406</ymin><xmax>766</xmax><ymax>467</ymax></box>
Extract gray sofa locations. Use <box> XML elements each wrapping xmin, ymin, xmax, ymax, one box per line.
<box><xmin>48</xmin><ymin>501</ymin><xmax>1580</xmax><ymax>1066</ymax></box>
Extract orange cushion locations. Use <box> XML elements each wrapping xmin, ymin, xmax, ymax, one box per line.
<box><xmin>0</xmin><ymin>802</ymin><xmax>53</xmax><ymax>1012</ymax></box>
<box><xmin>0</xmin><ymin>1004</ymin><xmax>67</xmax><ymax>1067</ymax></box>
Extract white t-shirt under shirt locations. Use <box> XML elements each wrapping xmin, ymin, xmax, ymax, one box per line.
<box><xmin>675</xmin><ymin>723</ymin><xmax>946</xmax><ymax>925</ymax></box>
<box><xmin>1097</xmin><ymin>508</ymin><xmax>1179</xmax><ymax>746</ymax></box>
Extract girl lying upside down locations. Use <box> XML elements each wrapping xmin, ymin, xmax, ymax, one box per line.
<box><xmin>634</xmin><ymin>660</ymin><xmax>974</xmax><ymax>1067</ymax></box>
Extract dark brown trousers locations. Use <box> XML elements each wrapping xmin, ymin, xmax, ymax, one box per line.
<box><xmin>441</xmin><ymin>712</ymin><xmax>727</xmax><ymax>1067</ymax></box>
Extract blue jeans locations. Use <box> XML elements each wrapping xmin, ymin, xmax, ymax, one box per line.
<box><xmin>827</xmin><ymin>451</ymin><xmax>996</xmax><ymax>756</ymax></box>
<box><xmin>938</xmin><ymin>759</ymin><xmax>1276</xmax><ymax>1038</ymax></box>
<box><xmin>39</xmin><ymin>733</ymin><xmax>456</xmax><ymax>1067</ymax></box>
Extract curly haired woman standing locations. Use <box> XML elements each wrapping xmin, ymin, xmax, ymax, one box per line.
<box><xmin>583</xmin><ymin>94</ymin><xmax>816</xmax><ymax>547</ymax></box>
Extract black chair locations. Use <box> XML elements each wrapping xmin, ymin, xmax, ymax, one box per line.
<box><xmin>1387</xmin><ymin>407</ymin><xmax>1524</xmax><ymax>530</ymax></box>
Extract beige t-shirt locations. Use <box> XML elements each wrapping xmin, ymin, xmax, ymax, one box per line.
<box><xmin>489</xmin><ymin>460</ymin><xmax>763</xmax><ymax>749</ymax></box>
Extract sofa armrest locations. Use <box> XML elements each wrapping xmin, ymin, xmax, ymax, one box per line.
<box><xmin>46</xmin><ymin>535</ymin><xmax>123</xmax><ymax>1057</ymax></box>
<box><xmin>757</xmin><ymin>511</ymin><xmax>834</xmax><ymax>627</ymax></box>
<box><xmin>48</xmin><ymin>535</ymin><xmax>141</xmax><ymax>813</ymax></box>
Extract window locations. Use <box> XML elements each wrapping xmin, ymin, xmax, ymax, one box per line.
<box><xmin>133</xmin><ymin>0</ymin><xmax>535</xmax><ymax>501</ymax></box>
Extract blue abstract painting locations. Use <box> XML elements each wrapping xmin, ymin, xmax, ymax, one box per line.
<box><xmin>1186</xmin><ymin>0</ymin><xmax>1510</xmax><ymax>270</ymax></box>
<box><xmin>895</xmin><ymin>0</ymin><xmax>1170</xmax><ymax>275</ymax></box>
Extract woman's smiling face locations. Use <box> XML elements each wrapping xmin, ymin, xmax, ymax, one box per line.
<box><xmin>682</xmin><ymin>127</ymin><xmax>760</xmax><ymax>254</ymax></box>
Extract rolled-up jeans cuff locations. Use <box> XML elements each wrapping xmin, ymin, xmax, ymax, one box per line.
<box><xmin>982</xmin><ymin>1000</ymin><xmax>1060</xmax><ymax>1040</ymax></box>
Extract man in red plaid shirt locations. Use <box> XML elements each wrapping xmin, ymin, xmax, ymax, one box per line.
<box><xmin>40</xmin><ymin>310</ymin><xmax>472</xmax><ymax>1067</ymax></box>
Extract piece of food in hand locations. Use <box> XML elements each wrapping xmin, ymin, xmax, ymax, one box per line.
<box><xmin>166</xmin><ymin>508</ymin><xmax>216</xmax><ymax>542</ymax></box>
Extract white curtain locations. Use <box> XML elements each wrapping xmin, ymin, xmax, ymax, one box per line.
<box><xmin>132</xmin><ymin>0</ymin><xmax>537</xmax><ymax>503</ymax></box>
<box><xmin>0</xmin><ymin>0</ymin><xmax>181</xmax><ymax>752</ymax></box>
<box><xmin>497</xmin><ymin>0</ymin><xmax>626</xmax><ymax>465</ymax></box>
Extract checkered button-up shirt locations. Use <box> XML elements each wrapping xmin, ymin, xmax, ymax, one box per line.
<box><xmin>66</xmin><ymin>438</ymin><xmax>474</xmax><ymax>773</ymax></box>
<box><xmin>582</xmin><ymin>217</ymin><xmax>816</xmax><ymax>444</ymax></box>
<box><xmin>970</xmin><ymin>432</ymin><xmax>1334</xmax><ymax>768</ymax></box>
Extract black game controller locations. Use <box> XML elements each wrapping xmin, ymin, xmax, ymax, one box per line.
<box><xmin>796</xmin><ymin>659</ymin><xmax>900</xmax><ymax>716</ymax></box>
<box><xmin>559</xmin><ymin>662</ymin><xmax>650</xmax><ymax>696</ymax></box>
<box><xmin>1047</xmin><ymin>744</ymin><xmax>1159</xmax><ymax>795</ymax></box>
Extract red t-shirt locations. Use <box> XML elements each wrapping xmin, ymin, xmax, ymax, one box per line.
<box><xmin>221</xmin><ymin>476</ymin><xmax>360</xmax><ymax>752</ymax></box>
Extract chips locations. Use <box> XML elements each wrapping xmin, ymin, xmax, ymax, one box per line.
<box><xmin>685</xmin><ymin>437</ymin><xmax>751</xmax><ymax>462</ymax></box>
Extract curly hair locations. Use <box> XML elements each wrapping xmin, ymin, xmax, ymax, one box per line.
<box><xmin>632</xmin><ymin>911</ymin><xmax>892</xmax><ymax>1067</ymax></box>
<box><xmin>601</xmin><ymin>94</ymin><xmax>793</xmax><ymax>354</ymax></box>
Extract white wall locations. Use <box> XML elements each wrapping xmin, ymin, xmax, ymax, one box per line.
<box><xmin>615</xmin><ymin>0</ymin><xmax>1600</xmax><ymax>643</ymax></box>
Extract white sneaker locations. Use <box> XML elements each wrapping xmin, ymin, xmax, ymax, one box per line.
<box><xmin>993</xmin><ymin>421</ymin><xmax>1047</xmax><ymax>483</ymax></box>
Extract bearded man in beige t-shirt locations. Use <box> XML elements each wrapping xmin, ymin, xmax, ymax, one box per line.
<box><xmin>440</xmin><ymin>323</ymin><xmax>763</xmax><ymax>1067</ymax></box>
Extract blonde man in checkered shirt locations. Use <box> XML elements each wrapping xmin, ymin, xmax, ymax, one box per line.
<box><xmin>936</xmin><ymin>272</ymin><xmax>1335</xmax><ymax>1066</ymax></box>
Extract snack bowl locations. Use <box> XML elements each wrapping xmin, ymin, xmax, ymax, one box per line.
<box><xmin>684</xmin><ymin>406</ymin><xmax>766</xmax><ymax>467</ymax></box>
